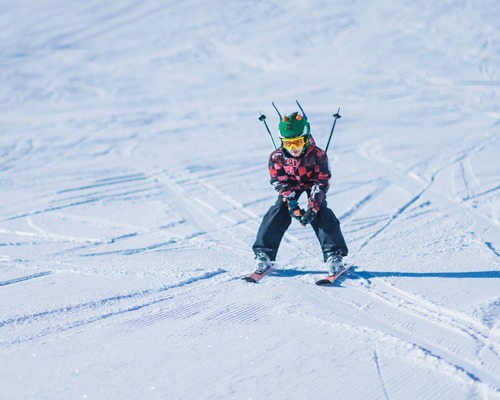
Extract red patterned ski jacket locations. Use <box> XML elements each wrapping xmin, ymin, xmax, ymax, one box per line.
<box><xmin>268</xmin><ymin>136</ymin><xmax>331</xmax><ymax>211</ymax></box>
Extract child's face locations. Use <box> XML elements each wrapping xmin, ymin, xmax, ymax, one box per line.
<box><xmin>282</xmin><ymin>136</ymin><xmax>305</xmax><ymax>157</ymax></box>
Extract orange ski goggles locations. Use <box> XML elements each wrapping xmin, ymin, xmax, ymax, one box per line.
<box><xmin>281</xmin><ymin>136</ymin><xmax>306</xmax><ymax>151</ymax></box>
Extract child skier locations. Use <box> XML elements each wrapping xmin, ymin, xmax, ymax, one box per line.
<box><xmin>252</xmin><ymin>110</ymin><xmax>348</xmax><ymax>275</ymax></box>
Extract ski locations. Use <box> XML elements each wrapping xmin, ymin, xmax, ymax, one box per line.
<box><xmin>242</xmin><ymin>267</ymin><xmax>272</xmax><ymax>283</ymax></box>
<box><xmin>315</xmin><ymin>265</ymin><xmax>351</xmax><ymax>286</ymax></box>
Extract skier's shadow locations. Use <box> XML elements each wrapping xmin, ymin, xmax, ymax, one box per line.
<box><xmin>268</xmin><ymin>266</ymin><xmax>499</xmax><ymax>287</ymax></box>
<box><xmin>353</xmin><ymin>268</ymin><xmax>500</xmax><ymax>280</ymax></box>
<box><xmin>317</xmin><ymin>265</ymin><xmax>500</xmax><ymax>280</ymax></box>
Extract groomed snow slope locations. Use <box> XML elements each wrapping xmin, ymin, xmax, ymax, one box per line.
<box><xmin>1</xmin><ymin>1</ymin><xmax>499</xmax><ymax>399</ymax></box>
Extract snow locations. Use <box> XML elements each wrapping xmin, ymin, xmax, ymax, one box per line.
<box><xmin>1</xmin><ymin>0</ymin><xmax>499</xmax><ymax>398</ymax></box>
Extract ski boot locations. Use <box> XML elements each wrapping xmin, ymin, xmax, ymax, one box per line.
<box><xmin>326</xmin><ymin>251</ymin><xmax>344</xmax><ymax>276</ymax></box>
<box><xmin>254</xmin><ymin>252</ymin><xmax>271</xmax><ymax>274</ymax></box>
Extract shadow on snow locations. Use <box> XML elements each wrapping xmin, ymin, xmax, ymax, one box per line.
<box><xmin>270</xmin><ymin>266</ymin><xmax>500</xmax><ymax>280</ymax></box>
<box><xmin>352</xmin><ymin>267</ymin><xmax>500</xmax><ymax>279</ymax></box>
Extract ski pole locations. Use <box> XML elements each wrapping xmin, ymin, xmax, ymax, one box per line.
<box><xmin>324</xmin><ymin>108</ymin><xmax>341</xmax><ymax>153</ymax></box>
<box><xmin>258</xmin><ymin>112</ymin><xmax>277</xmax><ymax>150</ymax></box>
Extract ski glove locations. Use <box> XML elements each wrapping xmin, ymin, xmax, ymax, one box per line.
<box><xmin>287</xmin><ymin>199</ymin><xmax>305</xmax><ymax>221</ymax></box>
<box><xmin>300</xmin><ymin>208</ymin><xmax>317</xmax><ymax>226</ymax></box>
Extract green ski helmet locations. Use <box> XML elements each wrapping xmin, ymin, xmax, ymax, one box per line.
<box><xmin>278</xmin><ymin>111</ymin><xmax>310</xmax><ymax>139</ymax></box>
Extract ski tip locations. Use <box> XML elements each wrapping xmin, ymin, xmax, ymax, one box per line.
<box><xmin>242</xmin><ymin>277</ymin><xmax>258</xmax><ymax>283</ymax></box>
<box><xmin>316</xmin><ymin>266</ymin><xmax>351</xmax><ymax>286</ymax></box>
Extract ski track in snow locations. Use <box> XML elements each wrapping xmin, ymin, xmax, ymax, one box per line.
<box><xmin>1</xmin><ymin>0</ymin><xmax>499</xmax><ymax>398</ymax></box>
<box><xmin>0</xmin><ymin>268</ymin><xmax>228</xmax><ymax>347</ymax></box>
<box><xmin>0</xmin><ymin>271</ymin><xmax>54</xmax><ymax>287</ymax></box>
<box><xmin>284</xmin><ymin>276</ymin><xmax>498</xmax><ymax>392</ymax></box>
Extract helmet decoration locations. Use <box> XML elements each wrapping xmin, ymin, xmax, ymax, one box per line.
<box><xmin>278</xmin><ymin>112</ymin><xmax>311</xmax><ymax>155</ymax></box>
<box><xmin>278</xmin><ymin>112</ymin><xmax>310</xmax><ymax>139</ymax></box>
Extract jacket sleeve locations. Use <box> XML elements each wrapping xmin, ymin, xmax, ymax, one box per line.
<box><xmin>307</xmin><ymin>150</ymin><xmax>331</xmax><ymax>211</ymax></box>
<box><xmin>269</xmin><ymin>151</ymin><xmax>293</xmax><ymax>200</ymax></box>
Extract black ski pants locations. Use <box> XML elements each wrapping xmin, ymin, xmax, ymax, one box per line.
<box><xmin>252</xmin><ymin>191</ymin><xmax>348</xmax><ymax>262</ymax></box>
